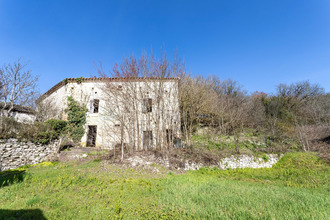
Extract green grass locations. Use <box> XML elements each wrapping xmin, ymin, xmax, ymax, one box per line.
<box><xmin>88</xmin><ymin>150</ymin><xmax>108</xmax><ymax>156</ymax></box>
<box><xmin>0</xmin><ymin>153</ymin><xmax>329</xmax><ymax>219</ymax></box>
<box><xmin>160</xmin><ymin>176</ymin><xmax>328</xmax><ymax>219</ymax></box>
<box><xmin>191</xmin><ymin>133</ymin><xmax>301</xmax><ymax>154</ymax></box>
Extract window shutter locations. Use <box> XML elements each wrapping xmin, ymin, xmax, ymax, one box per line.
<box><xmin>90</xmin><ymin>100</ymin><xmax>94</xmax><ymax>113</ymax></box>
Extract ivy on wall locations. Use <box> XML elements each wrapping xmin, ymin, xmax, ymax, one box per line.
<box><xmin>66</xmin><ymin>96</ymin><xmax>88</xmax><ymax>142</ymax></box>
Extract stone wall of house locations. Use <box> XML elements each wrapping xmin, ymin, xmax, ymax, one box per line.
<box><xmin>0</xmin><ymin>139</ymin><xmax>60</xmax><ymax>171</ymax></box>
<box><xmin>41</xmin><ymin>80</ymin><xmax>180</xmax><ymax>149</ymax></box>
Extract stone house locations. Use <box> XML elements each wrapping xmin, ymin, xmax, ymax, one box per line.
<box><xmin>0</xmin><ymin>102</ymin><xmax>36</xmax><ymax>123</ymax></box>
<box><xmin>36</xmin><ymin>77</ymin><xmax>180</xmax><ymax>150</ymax></box>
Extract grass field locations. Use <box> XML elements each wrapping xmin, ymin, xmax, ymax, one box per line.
<box><xmin>0</xmin><ymin>152</ymin><xmax>329</xmax><ymax>219</ymax></box>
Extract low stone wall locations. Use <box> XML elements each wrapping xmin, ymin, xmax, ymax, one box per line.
<box><xmin>184</xmin><ymin>154</ymin><xmax>280</xmax><ymax>170</ymax></box>
<box><xmin>0</xmin><ymin>139</ymin><xmax>60</xmax><ymax>171</ymax></box>
<box><xmin>218</xmin><ymin>154</ymin><xmax>280</xmax><ymax>169</ymax></box>
<box><xmin>125</xmin><ymin>153</ymin><xmax>281</xmax><ymax>171</ymax></box>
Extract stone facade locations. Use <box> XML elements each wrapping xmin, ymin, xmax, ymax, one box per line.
<box><xmin>0</xmin><ymin>139</ymin><xmax>60</xmax><ymax>171</ymax></box>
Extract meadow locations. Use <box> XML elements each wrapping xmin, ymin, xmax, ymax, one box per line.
<box><xmin>0</xmin><ymin>152</ymin><xmax>329</xmax><ymax>219</ymax></box>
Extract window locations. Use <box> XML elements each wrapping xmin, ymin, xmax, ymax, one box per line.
<box><xmin>143</xmin><ymin>98</ymin><xmax>152</xmax><ymax>113</ymax></box>
<box><xmin>90</xmin><ymin>99</ymin><xmax>99</xmax><ymax>113</ymax></box>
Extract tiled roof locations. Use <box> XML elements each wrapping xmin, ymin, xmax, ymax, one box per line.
<box><xmin>0</xmin><ymin>102</ymin><xmax>35</xmax><ymax>114</ymax></box>
<box><xmin>36</xmin><ymin>77</ymin><xmax>179</xmax><ymax>103</ymax></box>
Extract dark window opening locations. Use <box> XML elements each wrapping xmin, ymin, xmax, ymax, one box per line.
<box><xmin>143</xmin><ymin>131</ymin><xmax>153</xmax><ymax>149</ymax></box>
<box><xmin>93</xmin><ymin>99</ymin><xmax>99</xmax><ymax>113</ymax></box>
<box><xmin>143</xmin><ymin>98</ymin><xmax>152</xmax><ymax>113</ymax></box>
<box><xmin>166</xmin><ymin>129</ymin><xmax>173</xmax><ymax>144</ymax></box>
<box><xmin>87</xmin><ymin>125</ymin><xmax>97</xmax><ymax>147</ymax></box>
<box><xmin>90</xmin><ymin>99</ymin><xmax>99</xmax><ymax>113</ymax></box>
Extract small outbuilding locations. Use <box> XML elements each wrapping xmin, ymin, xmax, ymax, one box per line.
<box><xmin>0</xmin><ymin>103</ymin><xmax>36</xmax><ymax>123</ymax></box>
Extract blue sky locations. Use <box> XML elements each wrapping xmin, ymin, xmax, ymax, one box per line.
<box><xmin>0</xmin><ymin>0</ymin><xmax>329</xmax><ymax>94</ymax></box>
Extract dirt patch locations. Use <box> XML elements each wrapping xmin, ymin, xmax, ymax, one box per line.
<box><xmin>101</xmin><ymin>147</ymin><xmax>224</xmax><ymax>171</ymax></box>
<box><xmin>301</xmin><ymin>126</ymin><xmax>330</xmax><ymax>163</ymax></box>
<box><xmin>309</xmin><ymin>139</ymin><xmax>330</xmax><ymax>163</ymax></box>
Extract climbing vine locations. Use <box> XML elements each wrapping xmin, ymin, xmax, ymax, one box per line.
<box><xmin>66</xmin><ymin>96</ymin><xmax>88</xmax><ymax>142</ymax></box>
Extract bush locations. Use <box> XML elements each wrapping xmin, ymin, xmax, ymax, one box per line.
<box><xmin>70</xmin><ymin>126</ymin><xmax>85</xmax><ymax>142</ymax></box>
<box><xmin>35</xmin><ymin>130</ymin><xmax>57</xmax><ymax>145</ymax></box>
<box><xmin>45</xmin><ymin>119</ymin><xmax>67</xmax><ymax>136</ymax></box>
<box><xmin>273</xmin><ymin>152</ymin><xmax>326</xmax><ymax>170</ymax></box>
<box><xmin>0</xmin><ymin>117</ymin><xmax>21</xmax><ymax>139</ymax></box>
<box><xmin>0</xmin><ymin>117</ymin><xmax>66</xmax><ymax>145</ymax></box>
<box><xmin>262</xmin><ymin>153</ymin><xmax>269</xmax><ymax>162</ymax></box>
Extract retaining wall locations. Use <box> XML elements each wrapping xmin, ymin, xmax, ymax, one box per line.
<box><xmin>184</xmin><ymin>154</ymin><xmax>281</xmax><ymax>170</ymax></box>
<box><xmin>0</xmin><ymin>139</ymin><xmax>60</xmax><ymax>171</ymax></box>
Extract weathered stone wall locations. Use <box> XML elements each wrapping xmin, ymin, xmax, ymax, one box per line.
<box><xmin>124</xmin><ymin>153</ymin><xmax>281</xmax><ymax>171</ymax></box>
<box><xmin>40</xmin><ymin>80</ymin><xmax>180</xmax><ymax>149</ymax></box>
<box><xmin>183</xmin><ymin>154</ymin><xmax>281</xmax><ymax>170</ymax></box>
<box><xmin>218</xmin><ymin>154</ymin><xmax>280</xmax><ymax>169</ymax></box>
<box><xmin>0</xmin><ymin>139</ymin><xmax>60</xmax><ymax>171</ymax></box>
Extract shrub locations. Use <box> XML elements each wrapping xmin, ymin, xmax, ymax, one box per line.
<box><xmin>273</xmin><ymin>152</ymin><xmax>326</xmax><ymax>170</ymax></box>
<box><xmin>35</xmin><ymin>130</ymin><xmax>57</xmax><ymax>144</ymax></box>
<box><xmin>0</xmin><ymin>117</ymin><xmax>20</xmax><ymax>139</ymax></box>
<box><xmin>45</xmin><ymin>119</ymin><xmax>67</xmax><ymax>136</ymax></box>
<box><xmin>0</xmin><ymin>117</ymin><xmax>66</xmax><ymax>145</ymax></box>
<box><xmin>262</xmin><ymin>153</ymin><xmax>269</xmax><ymax>162</ymax></box>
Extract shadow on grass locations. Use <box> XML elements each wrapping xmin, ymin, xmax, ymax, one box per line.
<box><xmin>0</xmin><ymin>209</ymin><xmax>47</xmax><ymax>220</ymax></box>
<box><xmin>0</xmin><ymin>169</ymin><xmax>26</xmax><ymax>188</ymax></box>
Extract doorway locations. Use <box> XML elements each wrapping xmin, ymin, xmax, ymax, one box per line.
<box><xmin>143</xmin><ymin>131</ymin><xmax>153</xmax><ymax>149</ymax></box>
<box><xmin>87</xmin><ymin>125</ymin><xmax>97</xmax><ymax>147</ymax></box>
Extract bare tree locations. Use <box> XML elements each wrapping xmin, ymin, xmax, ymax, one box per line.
<box><xmin>0</xmin><ymin>59</ymin><xmax>39</xmax><ymax>115</ymax></box>
<box><xmin>35</xmin><ymin>99</ymin><xmax>61</xmax><ymax>122</ymax></box>
<box><xmin>0</xmin><ymin>81</ymin><xmax>3</xmax><ymax>98</ymax></box>
<box><xmin>304</xmin><ymin>93</ymin><xmax>330</xmax><ymax>126</ymax></box>
<box><xmin>207</xmin><ymin>77</ymin><xmax>247</xmax><ymax>135</ymax></box>
<box><xmin>179</xmin><ymin>75</ymin><xmax>217</xmax><ymax>145</ymax></box>
<box><xmin>276</xmin><ymin>81</ymin><xmax>324</xmax><ymax>115</ymax></box>
<box><xmin>96</xmin><ymin>52</ymin><xmax>182</xmax><ymax>159</ymax></box>
<box><xmin>245</xmin><ymin>92</ymin><xmax>267</xmax><ymax>129</ymax></box>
